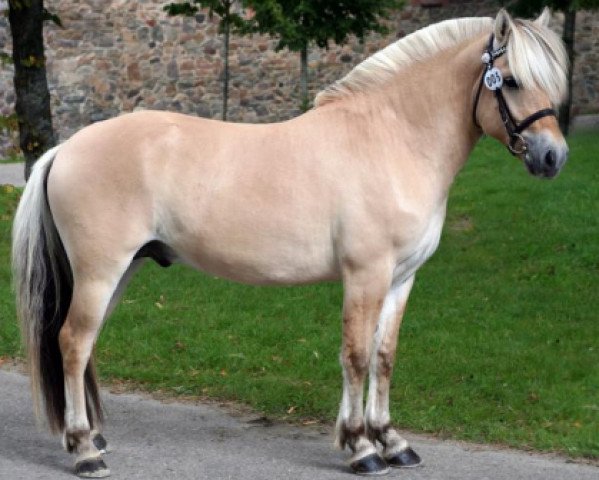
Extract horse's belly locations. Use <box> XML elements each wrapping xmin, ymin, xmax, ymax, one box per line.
<box><xmin>168</xmin><ymin>228</ymin><xmax>340</xmax><ymax>285</ymax></box>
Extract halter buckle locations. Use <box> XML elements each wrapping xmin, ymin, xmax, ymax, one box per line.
<box><xmin>508</xmin><ymin>133</ymin><xmax>528</xmax><ymax>155</ymax></box>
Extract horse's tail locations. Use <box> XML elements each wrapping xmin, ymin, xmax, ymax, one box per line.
<box><xmin>12</xmin><ymin>146</ymin><xmax>103</xmax><ymax>433</ymax></box>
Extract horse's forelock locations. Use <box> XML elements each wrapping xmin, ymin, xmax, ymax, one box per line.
<box><xmin>507</xmin><ymin>19</ymin><xmax>568</xmax><ymax>105</ymax></box>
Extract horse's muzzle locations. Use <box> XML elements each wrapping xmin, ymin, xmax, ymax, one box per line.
<box><xmin>523</xmin><ymin>133</ymin><xmax>568</xmax><ymax>178</ymax></box>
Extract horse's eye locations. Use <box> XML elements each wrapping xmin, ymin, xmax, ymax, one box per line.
<box><xmin>504</xmin><ymin>76</ymin><xmax>520</xmax><ymax>90</ymax></box>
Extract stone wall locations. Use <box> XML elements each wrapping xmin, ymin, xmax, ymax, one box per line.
<box><xmin>0</xmin><ymin>0</ymin><xmax>597</xmax><ymax>154</ymax></box>
<box><xmin>573</xmin><ymin>10</ymin><xmax>599</xmax><ymax>115</ymax></box>
<box><xmin>0</xmin><ymin>7</ymin><xmax>17</xmax><ymax>154</ymax></box>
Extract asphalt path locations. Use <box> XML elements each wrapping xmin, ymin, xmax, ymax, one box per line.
<box><xmin>0</xmin><ymin>369</ymin><xmax>597</xmax><ymax>480</ymax></box>
<box><xmin>0</xmin><ymin>162</ymin><xmax>25</xmax><ymax>187</ymax></box>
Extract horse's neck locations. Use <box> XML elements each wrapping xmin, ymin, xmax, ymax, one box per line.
<box><xmin>375</xmin><ymin>34</ymin><xmax>487</xmax><ymax>191</ymax></box>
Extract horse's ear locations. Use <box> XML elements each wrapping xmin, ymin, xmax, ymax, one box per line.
<box><xmin>535</xmin><ymin>7</ymin><xmax>551</xmax><ymax>27</ymax></box>
<box><xmin>494</xmin><ymin>9</ymin><xmax>513</xmax><ymax>47</ymax></box>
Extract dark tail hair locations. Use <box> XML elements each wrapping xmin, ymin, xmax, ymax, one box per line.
<box><xmin>12</xmin><ymin>147</ymin><xmax>103</xmax><ymax>433</ymax></box>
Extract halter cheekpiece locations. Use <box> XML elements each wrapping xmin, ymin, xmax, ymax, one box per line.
<box><xmin>473</xmin><ymin>34</ymin><xmax>556</xmax><ymax>156</ymax></box>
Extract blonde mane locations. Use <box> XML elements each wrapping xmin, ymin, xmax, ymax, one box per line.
<box><xmin>315</xmin><ymin>15</ymin><xmax>567</xmax><ymax>107</ymax></box>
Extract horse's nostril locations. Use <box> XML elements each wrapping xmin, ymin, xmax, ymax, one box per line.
<box><xmin>545</xmin><ymin>149</ymin><xmax>555</xmax><ymax>168</ymax></box>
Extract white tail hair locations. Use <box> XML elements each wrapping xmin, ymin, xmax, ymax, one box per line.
<box><xmin>12</xmin><ymin>146</ymin><xmax>63</xmax><ymax>423</ymax></box>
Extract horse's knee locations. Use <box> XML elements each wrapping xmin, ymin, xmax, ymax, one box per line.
<box><xmin>341</xmin><ymin>347</ymin><xmax>369</xmax><ymax>379</ymax></box>
<box><xmin>376</xmin><ymin>348</ymin><xmax>395</xmax><ymax>379</ymax></box>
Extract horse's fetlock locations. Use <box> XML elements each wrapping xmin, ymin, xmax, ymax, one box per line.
<box><xmin>63</xmin><ymin>434</ymin><xmax>76</xmax><ymax>454</ymax></box>
<box><xmin>366</xmin><ymin>421</ymin><xmax>390</xmax><ymax>445</ymax></box>
<box><xmin>334</xmin><ymin>429</ymin><xmax>347</xmax><ymax>450</ymax></box>
<box><xmin>64</xmin><ymin>427</ymin><xmax>93</xmax><ymax>454</ymax></box>
<box><xmin>337</xmin><ymin>420</ymin><xmax>366</xmax><ymax>452</ymax></box>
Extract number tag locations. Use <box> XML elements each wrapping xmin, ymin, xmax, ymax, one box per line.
<box><xmin>484</xmin><ymin>67</ymin><xmax>503</xmax><ymax>91</ymax></box>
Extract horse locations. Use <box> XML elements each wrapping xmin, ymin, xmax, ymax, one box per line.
<box><xmin>12</xmin><ymin>8</ymin><xmax>568</xmax><ymax>478</ymax></box>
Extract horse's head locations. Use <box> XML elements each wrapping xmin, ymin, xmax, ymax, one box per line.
<box><xmin>474</xmin><ymin>9</ymin><xmax>569</xmax><ymax>178</ymax></box>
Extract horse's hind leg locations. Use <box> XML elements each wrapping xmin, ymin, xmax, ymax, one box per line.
<box><xmin>337</xmin><ymin>263</ymin><xmax>392</xmax><ymax>475</ymax></box>
<box><xmin>87</xmin><ymin>258</ymin><xmax>145</xmax><ymax>456</ymax></box>
<box><xmin>59</xmin><ymin>258</ymin><xmax>133</xmax><ymax>477</ymax></box>
<box><xmin>364</xmin><ymin>275</ymin><xmax>421</xmax><ymax>468</ymax></box>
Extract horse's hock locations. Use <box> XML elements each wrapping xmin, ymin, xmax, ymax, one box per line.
<box><xmin>0</xmin><ymin>0</ymin><xmax>598</xmax><ymax>156</ymax></box>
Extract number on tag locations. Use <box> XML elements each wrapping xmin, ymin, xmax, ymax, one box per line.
<box><xmin>484</xmin><ymin>67</ymin><xmax>503</xmax><ymax>91</ymax></box>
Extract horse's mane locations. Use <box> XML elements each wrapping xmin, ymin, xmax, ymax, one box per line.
<box><xmin>315</xmin><ymin>16</ymin><xmax>567</xmax><ymax>107</ymax></box>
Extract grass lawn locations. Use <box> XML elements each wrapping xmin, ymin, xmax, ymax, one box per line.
<box><xmin>0</xmin><ymin>154</ymin><xmax>23</xmax><ymax>164</ymax></box>
<box><xmin>1</xmin><ymin>133</ymin><xmax>598</xmax><ymax>459</ymax></box>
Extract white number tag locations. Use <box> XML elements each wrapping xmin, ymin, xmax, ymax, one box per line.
<box><xmin>484</xmin><ymin>67</ymin><xmax>503</xmax><ymax>91</ymax></box>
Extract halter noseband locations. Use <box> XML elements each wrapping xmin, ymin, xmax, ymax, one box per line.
<box><xmin>472</xmin><ymin>34</ymin><xmax>556</xmax><ymax>156</ymax></box>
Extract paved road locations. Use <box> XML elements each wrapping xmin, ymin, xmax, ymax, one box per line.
<box><xmin>0</xmin><ymin>162</ymin><xmax>25</xmax><ymax>187</ymax></box>
<box><xmin>0</xmin><ymin>369</ymin><xmax>597</xmax><ymax>480</ymax></box>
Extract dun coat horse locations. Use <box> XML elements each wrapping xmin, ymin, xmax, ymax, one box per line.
<box><xmin>13</xmin><ymin>9</ymin><xmax>568</xmax><ymax>478</ymax></box>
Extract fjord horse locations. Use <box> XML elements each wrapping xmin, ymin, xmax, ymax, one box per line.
<box><xmin>13</xmin><ymin>8</ymin><xmax>568</xmax><ymax>477</ymax></box>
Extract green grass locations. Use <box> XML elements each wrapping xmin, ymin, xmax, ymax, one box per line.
<box><xmin>1</xmin><ymin>133</ymin><xmax>598</xmax><ymax>459</ymax></box>
<box><xmin>0</xmin><ymin>153</ymin><xmax>23</xmax><ymax>164</ymax></box>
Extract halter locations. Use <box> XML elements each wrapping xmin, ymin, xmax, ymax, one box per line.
<box><xmin>472</xmin><ymin>34</ymin><xmax>556</xmax><ymax>156</ymax></box>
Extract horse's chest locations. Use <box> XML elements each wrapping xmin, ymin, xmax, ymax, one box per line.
<box><xmin>392</xmin><ymin>206</ymin><xmax>445</xmax><ymax>284</ymax></box>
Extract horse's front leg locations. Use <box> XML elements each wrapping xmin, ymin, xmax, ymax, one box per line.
<box><xmin>336</xmin><ymin>264</ymin><xmax>392</xmax><ymax>475</ymax></box>
<box><xmin>364</xmin><ymin>275</ymin><xmax>422</xmax><ymax>468</ymax></box>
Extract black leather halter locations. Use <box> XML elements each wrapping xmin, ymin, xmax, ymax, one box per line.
<box><xmin>473</xmin><ymin>34</ymin><xmax>556</xmax><ymax>156</ymax></box>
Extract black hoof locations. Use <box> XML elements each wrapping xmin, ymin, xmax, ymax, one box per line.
<box><xmin>92</xmin><ymin>433</ymin><xmax>109</xmax><ymax>453</ymax></box>
<box><xmin>385</xmin><ymin>447</ymin><xmax>422</xmax><ymax>468</ymax></box>
<box><xmin>350</xmin><ymin>453</ymin><xmax>390</xmax><ymax>476</ymax></box>
<box><xmin>75</xmin><ymin>458</ymin><xmax>110</xmax><ymax>478</ymax></box>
